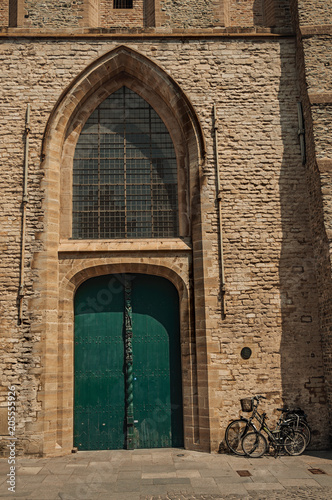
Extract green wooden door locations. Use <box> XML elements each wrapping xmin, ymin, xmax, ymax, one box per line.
<box><xmin>74</xmin><ymin>275</ymin><xmax>126</xmax><ymax>450</ymax></box>
<box><xmin>74</xmin><ymin>273</ymin><xmax>183</xmax><ymax>450</ymax></box>
<box><xmin>132</xmin><ymin>274</ymin><xmax>183</xmax><ymax>448</ymax></box>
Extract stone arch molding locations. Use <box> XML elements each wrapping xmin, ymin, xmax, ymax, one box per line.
<box><xmin>42</xmin><ymin>44</ymin><xmax>205</xmax><ymax>157</ymax></box>
<box><xmin>61</xmin><ymin>261</ymin><xmax>190</xmax><ymax>300</ymax></box>
<box><xmin>55</xmin><ymin>260</ymin><xmax>193</xmax><ymax>455</ymax></box>
<box><xmin>41</xmin><ymin>45</ymin><xmax>206</xmax><ymax>241</ymax></box>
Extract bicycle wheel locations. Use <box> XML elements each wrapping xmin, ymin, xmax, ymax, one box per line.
<box><xmin>295</xmin><ymin>421</ymin><xmax>311</xmax><ymax>447</ymax></box>
<box><xmin>225</xmin><ymin>419</ymin><xmax>255</xmax><ymax>455</ymax></box>
<box><xmin>286</xmin><ymin>419</ymin><xmax>311</xmax><ymax>447</ymax></box>
<box><xmin>284</xmin><ymin>431</ymin><xmax>306</xmax><ymax>456</ymax></box>
<box><xmin>242</xmin><ymin>432</ymin><xmax>268</xmax><ymax>458</ymax></box>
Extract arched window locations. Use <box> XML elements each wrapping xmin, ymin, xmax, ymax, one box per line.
<box><xmin>72</xmin><ymin>86</ymin><xmax>178</xmax><ymax>239</ymax></box>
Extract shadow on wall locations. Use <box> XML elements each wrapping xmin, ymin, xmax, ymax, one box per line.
<box><xmin>278</xmin><ymin>41</ymin><xmax>330</xmax><ymax>448</ymax></box>
<box><xmin>253</xmin><ymin>0</ymin><xmax>265</xmax><ymax>26</ymax></box>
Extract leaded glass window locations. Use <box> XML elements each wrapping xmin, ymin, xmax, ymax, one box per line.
<box><xmin>72</xmin><ymin>86</ymin><xmax>178</xmax><ymax>239</ymax></box>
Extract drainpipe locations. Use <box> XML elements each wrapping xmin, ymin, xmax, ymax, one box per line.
<box><xmin>297</xmin><ymin>102</ymin><xmax>306</xmax><ymax>165</ymax></box>
<box><xmin>18</xmin><ymin>104</ymin><xmax>30</xmax><ymax>324</ymax></box>
<box><xmin>213</xmin><ymin>104</ymin><xmax>226</xmax><ymax>317</ymax></box>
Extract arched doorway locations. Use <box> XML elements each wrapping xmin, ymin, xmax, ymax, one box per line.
<box><xmin>74</xmin><ymin>273</ymin><xmax>184</xmax><ymax>450</ymax></box>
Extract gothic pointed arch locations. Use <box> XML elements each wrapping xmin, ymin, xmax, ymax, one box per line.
<box><xmin>42</xmin><ymin>44</ymin><xmax>205</xmax><ymax>164</ymax></box>
<box><xmin>41</xmin><ymin>45</ymin><xmax>205</xmax><ymax>241</ymax></box>
<box><xmin>33</xmin><ymin>45</ymin><xmax>211</xmax><ymax>455</ymax></box>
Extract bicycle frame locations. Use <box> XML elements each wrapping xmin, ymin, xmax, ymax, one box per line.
<box><xmin>252</xmin><ymin>412</ymin><xmax>298</xmax><ymax>456</ymax></box>
<box><xmin>233</xmin><ymin>396</ymin><xmax>309</xmax><ymax>457</ymax></box>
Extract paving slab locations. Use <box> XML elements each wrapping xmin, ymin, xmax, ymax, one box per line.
<box><xmin>18</xmin><ymin>466</ymin><xmax>43</xmax><ymax>475</ymax></box>
<box><xmin>215</xmin><ymin>475</ymin><xmax>254</xmax><ymax>484</ymax></box>
<box><xmin>278</xmin><ymin>477</ymin><xmax>322</xmax><ymax>488</ymax></box>
<box><xmin>41</xmin><ymin>464</ymin><xmax>75</xmax><ymax>474</ymax></box>
<box><xmin>139</xmin><ymin>485</ymin><xmax>175</xmax><ymax>496</ymax></box>
<box><xmin>270</xmin><ymin>466</ymin><xmax>316</xmax><ymax>479</ymax></box>
<box><xmin>250</xmin><ymin>471</ymin><xmax>280</xmax><ymax>483</ymax></box>
<box><xmin>217</xmin><ymin>483</ymin><xmax>250</xmax><ymax>496</ymax></box>
<box><xmin>152</xmin><ymin>478</ymin><xmax>191</xmax><ymax>485</ymax></box>
<box><xmin>27</xmin><ymin>488</ymin><xmax>66</xmax><ymax>500</ymax></box>
<box><xmin>200</xmin><ymin>468</ymin><xmax>236</xmax><ymax>477</ymax></box>
<box><xmin>245</xmin><ymin>483</ymin><xmax>285</xmax><ymax>491</ymax></box>
<box><xmin>308</xmin><ymin>473</ymin><xmax>332</xmax><ymax>486</ymax></box>
<box><xmin>176</xmin><ymin>470</ymin><xmax>201</xmax><ymax>478</ymax></box>
<box><xmin>189</xmin><ymin>477</ymin><xmax>221</xmax><ymax>494</ymax></box>
<box><xmin>98</xmin><ymin>493</ymin><xmax>141</xmax><ymax>500</ymax></box>
<box><xmin>16</xmin><ymin>474</ymin><xmax>49</xmax><ymax>484</ymax></box>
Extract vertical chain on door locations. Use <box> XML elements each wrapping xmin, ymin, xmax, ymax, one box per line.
<box><xmin>124</xmin><ymin>275</ymin><xmax>135</xmax><ymax>449</ymax></box>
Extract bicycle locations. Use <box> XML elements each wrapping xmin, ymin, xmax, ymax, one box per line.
<box><xmin>224</xmin><ymin>395</ymin><xmax>265</xmax><ymax>455</ymax></box>
<box><xmin>242</xmin><ymin>411</ymin><xmax>306</xmax><ymax>458</ymax></box>
<box><xmin>278</xmin><ymin>407</ymin><xmax>311</xmax><ymax>446</ymax></box>
<box><xmin>225</xmin><ymin>396</ymin><xmax>310</xmax><ymax>455</ymax></box>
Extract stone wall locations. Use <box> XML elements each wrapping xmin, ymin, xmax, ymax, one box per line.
<box><xmin>303</xmin><ymin>36</ymin><xmax>332</xmax><ymax>95</ymax></box>
<box><xmin>229</xmin><ymin>0</ymin><xmax>263</xmax><ymax>27</ymax></box>
<box><xmin>23</xmin><ymin>0</ymin><xmax>85</xmax><ymax>28</ymax></box>
<box><xmin>0</xmin><ymin>1</ymin><xmax>295</xmax><ymax>30</ymax></box>
<box><xmin>144</xmin><ymin>0</ymin><xmax>155</xmax><ymax>27</ymax></box>
<box><xmin>0</xmin><ymin>33</ymin><xmax>330</xmax><ymax>454</ymax></box>
<box><xmin>86</xmin><ymin>0</ymin><xmax>99</xmax><ymax>27</ymax></box>
<box><xmin>0</xmin><ymin>38</ymin><xmax>45</xmax><ymax>453</ymax></box>
<box><xmin>100</xmin><ymin>0</ymin><xmax>144</xmax><ymax>29</ymax></box>
<box><xmin>159</xmin><ymin>0</ymin><xmax>216</xmax><ymax>28</ymax></box>
<box><xmin>298</xmin><ymin>0</ymin><xmax>332</xmax><ymax>26</ymax></box>
<box><xmin>311</xmin><ymin>105</ymin><xmax>332</xmax><ymax>159</ymax></box>
<box><xmin>0</xmin><ymin>0</ymin><xmax>8</xmax><ymax>27</ymax></box>
<box><xmin>289</xmin><ymin>0</ymin><xmax>332</xmax><ymax>445</ymax></box>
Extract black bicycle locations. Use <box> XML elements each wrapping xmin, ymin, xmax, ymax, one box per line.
<box><xmin>242</xmin><ymin>411</ymin><xmax>306</xmax><ymax>457</ymax></box>
<box><xmin>225</xmin><ymin>396</ymin><xmax>310</xmax><ymax>455</ymax></box>
<box><xmin>224</xmin><ymin>395</ymin><xmax>265</xmax><ymax>455</ymax></box>
<box><xmin>278</xmin><ymin>407</ymin><xmax>311</xmax><ymax>446</ymax></box>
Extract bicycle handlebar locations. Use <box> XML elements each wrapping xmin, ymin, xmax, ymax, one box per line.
<box><xmin>253</xmin><ymin>395</ymin><xmax>266</xmax><ymax>401</ymax></box>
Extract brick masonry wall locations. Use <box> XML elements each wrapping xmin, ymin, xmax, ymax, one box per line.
<box><xmin>303</xmin><ymin>36</ymin><xmax>332</xmax><ymax>95</ymax></box>
<box><xmin>311</xmin><ymin>105</ymin><xmax>332</xmax><ymax>160</ymax></box>
<box><xmin>289</xmin><ymin>0</ymin><xmax>332</xmax><ymax>445</ymax></box>
<box><xmin>0</xmin><ymin>0</ymin><xmax>8</xmax><ymax>27</ymax></box>
<box><xmin>145</xmin><ymin>0</ymin><xmax>155</xmax><ymax>27</ymax></box>
<box><xmin>0</xmin><ymin>1</ymin><xmax>295</xmax><ymax>29</ymax></box>
<box><xmin>0</xmin><ymin>38</ymin><xmax>44</xmax><ymax>451</ymax></box>
<box><xmin>0</xmin><ymin>35</ymin><xmax>330</xmax><ymax>454</ymax></box>
<box><xmin>298</xmin><ymin>0</ymin><xmax>332</xmax><ymax>26</ymax></box>
<box><xmin>86</xmin><ymin>0</ymin><xmax>99</xmax><ymax>27</ymax></box>
<box><xmin>230</xmin><ymin>0</ymin><xmax>264</xmax><ymax>27</ymax></box>
<box><xmin>100</xmin><ymin>0</ymin><xmax>144</xmax><ymax>29</ymax></box>
<box><xmin>157</xmin><ymin>0</ymin><xmax>291</xmax><ymax>29</ymax></box>
<box><xmin>272</xmin><ymin>0</ymin><xmax>292</xmax><ymax>28</ymax></box>
<box><xmin>159</xmin><ymin>0</ymin><xmax>219</xmax><ymax>28</ymax></box>
<box><xmin>23</xmin><ymin>0</ymin><xmax>85</xmax><ymax>28</ymax></box>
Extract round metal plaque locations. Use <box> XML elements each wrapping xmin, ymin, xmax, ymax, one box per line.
<box><xmin>241</xmin><ymin>347</ymin><xmax>252</xmax><ymax>360</ymax></box>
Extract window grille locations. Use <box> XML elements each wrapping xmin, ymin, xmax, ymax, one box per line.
<box><xmin>73</xmin><ymin>86</ymin><xmax>178</xmax><ymax>239</ymax></box>
<box><xmin>113</xmin><ymin>0</ymin><xmax>133</xmax><ymax>8</ymax></box>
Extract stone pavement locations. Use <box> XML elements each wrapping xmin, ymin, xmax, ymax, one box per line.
<box><xmin>0</xmin><ymin>448</ymin><xmax>332</xmax><ymax>500</ymax></box>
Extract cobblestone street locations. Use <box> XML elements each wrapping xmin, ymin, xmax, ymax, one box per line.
<box><xmin>145</xmin><ymin>487</ymin><xmax>332</xmax><ymax>500</ymax></box>
<box><xmin>1</xmin><ymin>449</ymin><xmax>331</xmax><ymax>499</ymax></box>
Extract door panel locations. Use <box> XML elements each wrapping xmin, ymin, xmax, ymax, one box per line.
<box><xmin>74</xmin><ymin>273</ymin><xmax>183</xmax><ymax>450</ymax></box>
<box><xmin>74</xmin><ymin>275</ymin><xmax>125</xmax><ymax>450</ymax></box>
<box><xmin>132</xmin><ymin>274</ymin><xmax>183</xmax><ymax>448</ymax></box>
